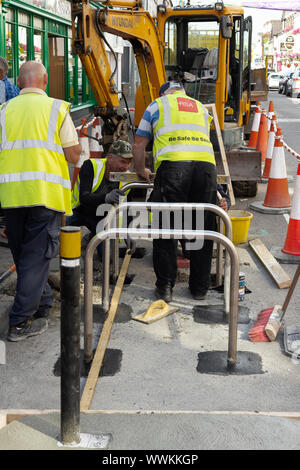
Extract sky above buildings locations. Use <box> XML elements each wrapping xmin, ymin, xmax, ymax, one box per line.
<box><xmin>224</xmin><ymin>0</ymin><xmax>283</xmax><ymax>38</ymax></box>
<box><xmin>176</xmin><ymin>0</ymin><xmax>285</xmax><ymax>41</ymax></box>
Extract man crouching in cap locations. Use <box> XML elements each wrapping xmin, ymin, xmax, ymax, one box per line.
<box><xmin>133</xmin><ymin>80</ymin><xmax>217</xmax><ymax>303</ymax></box>
<box><xmin>67</xmin><ymin>139</ymin><xmax>133</xmax><ymax>260</ymax></box>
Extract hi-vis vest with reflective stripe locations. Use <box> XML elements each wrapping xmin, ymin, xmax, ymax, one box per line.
<box><xmin>0</xmin><ymin>93</ymin><xmax>72</xmax><ymax>214</ymax></box>
<box><xmin>153</xmin><ymin>91</ymin><xmax>215</xmax><ymax>171</ymax></box>
<box><xmin>72</xmin><ymin>158</ymin><xmax>128</xmax><ymax>209</ymax></box>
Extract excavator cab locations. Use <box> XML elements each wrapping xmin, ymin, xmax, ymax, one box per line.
<box><xmin>159</xmin><ymin>5</ymin><xmax>252</xmax><ymax>149</ymax></box>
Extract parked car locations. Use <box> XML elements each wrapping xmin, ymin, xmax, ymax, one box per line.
<box><xmin>286</xmin><ymin>70</ymin><xmax>300</xmax><ymax>97</ymax></box>
<box><xmin>278</xmin><ymin>72</ymin><xmax>294</xmax><ymax>94</ymax></box>
<box><xmin>268</xmin><ymin>72</ymin><xmax>285</xmax><ymax>90</ymax></box>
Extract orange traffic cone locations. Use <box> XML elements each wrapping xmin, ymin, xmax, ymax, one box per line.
<box><xmin>282</xmin><ymin>163</ymin><xmax>300</xmax><ymax>255</ymax></box>
<box><xmin>262</xmin><ymin>115</ymin><xmax>276</xmax><ymax>179</ymax></box>
<box><xmin>256</xmin><ymin>110</ymin><xmax>269</xmax><ymax>163</ymax></box>
<box><xmin>263</xmin><ymin>128</ymin><xmax>291</xmax><ymax>208</ymax></box>
<box><xmin>248</xmin><ymin>102</ymin><xmax>261</xmax><ymax>148</ymax></box>
<box><xmin>267</xmin><ymin>101</ymin><xmax>274</xmax><ymax>131</ymax></box>
<box><xmin>90</xmin><ymin>117</ymin><xmax>103</xmax><ymax>158</ymax></box>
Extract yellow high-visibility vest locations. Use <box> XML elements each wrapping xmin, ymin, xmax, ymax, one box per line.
<box><xmin>153</xmin><ymin>91</ymin><xmax>215</xmax><ymax>171</ymax></box>
<box><xmin>72</xmin><ymin>158</ymin><xmax>106</xmax><ymax>209</ymax></box>
<box><xmin>0</xmin><ymin>93</ymin><xmax>72</xmax><ymax>214</ymax></box>
<box><xmin>72</xmin><ymin>158</ymin><xmax>129</xmax><ymax>209</ymax></box>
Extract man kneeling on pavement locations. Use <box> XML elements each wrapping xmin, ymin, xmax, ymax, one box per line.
<box><xmin>67</xmin><ymin>140</ymin><xmax>133</xmax><ymax>261</ymax></box>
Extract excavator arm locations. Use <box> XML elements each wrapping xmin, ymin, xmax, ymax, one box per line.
<box><xmin>71</xmin><ymin>0</ymin><xmax>166</xmax><ymax>149</ymax></box>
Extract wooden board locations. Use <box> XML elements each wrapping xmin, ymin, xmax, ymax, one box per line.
<box><xmin>204</xmin><ymin>103</ymin><xmax>235</xmax><ymax>207</ymax></box>
<box><xmin>80</xmin><ymin>251</ymin><xmax>132</xmax><ymax>411</ymax></box>
<box><xmin>249</xmin><ymin>239</ymin><xmax>291</xmax><ymax>289</ymax></box>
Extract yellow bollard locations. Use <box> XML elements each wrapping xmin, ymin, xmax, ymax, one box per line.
<box><xmin>60</xmin><ymin>226</ymin><xmax>81</xmax><ymax>445</ymax></box>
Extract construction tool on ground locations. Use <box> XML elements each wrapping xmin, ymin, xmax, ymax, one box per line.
<box><xmin>132</xmin><ymin>300</ymin><xmax>179</xmax><ymax>324</ymax></box>
<box><xmin>249</xmin><ymin>264</ymin><xmax>300</xmax><ymax>343</ymax></box>
<box><xmin>0</xmin><ymin>264</ymin><xmax>16</xmax><ymax>284</ymax></box>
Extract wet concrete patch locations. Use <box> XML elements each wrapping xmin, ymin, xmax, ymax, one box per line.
<box><xmin>82</xmin><ymin>303</ymin><xmax>133</xmax><ymax>324</ymax></box>
<box><xmin>193</xmin><ymin>305</ymin><xmax>250</xmax><ymax>324</ymax></box>
<box><xmin>53</xmin><ymin>348</ymin><xmax>122</xmax><ymax>377</ymax></box>
<box><xmin>197</xmin><ymin>351</ymin><xmax>264</xmax><ymax>375</ymax></box>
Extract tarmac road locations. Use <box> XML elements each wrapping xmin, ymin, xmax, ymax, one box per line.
<box><xmin>1</xmin><ymin>90</ymin><xmax>300</xmax><ymax>450</ymax></box>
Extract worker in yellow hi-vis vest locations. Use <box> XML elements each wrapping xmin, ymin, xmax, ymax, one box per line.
<box><xmin>133</xmin><ymin>81</ymin><xmax>217</xmax><ymax>303</ymax></box>
<box><xmin>67</xmin><ymin>140</ymin><xmax>133</xmax><ymax>261</ymax></box>
<box><xmin>0</xmin><ymin>61</ymin><xmax>81</xmax><ymax>342</ymax></box>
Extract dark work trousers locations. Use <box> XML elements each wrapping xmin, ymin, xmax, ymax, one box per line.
<box><xmin>3</xmin><ymin>206</ymin><xmax>61</xmax><ymax>327</ymax></box>
<box><xmin>150</xmin><ymin>160</ymin><xmax>217</xmax><ymax>293</ymax></box>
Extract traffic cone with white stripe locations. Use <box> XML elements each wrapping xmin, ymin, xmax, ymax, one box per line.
<box><xmin>282</xmin><ymin>162</ymin><xmax>300</xmax><ymax>255</ymax></box>
<box><xmin>90</xmin><ymin>117</ymin><xmax>103</xmax><ymax>158</ymax></box>
<box><xmin>248</xmin><ymin>102</ymin><xmax>261</xmax><ymax>148</ymax></box>
<box><xmin>267</xmin><ymin>101</ymin><xmax>274</xmax><ymax>131</ymax></box>
<box><xmin>72</xmin><ymin>119</ymin><xmax>90</xmax><ymax>189</ymax></box>
<box><xmin>78</xmin><ymin>118</ymin><xmax>90</xmax><ymax>161</ymax></box>
<box><xmin>262</xmin><ymin>115</ymin><xmax>277</xmax><ymax>179</ymax></box>
<box><xmin>256</xmin><ymin>110</ymin><xmax>268</xmax><ymax>163</ymax></box>
<box><xmin>263</xmin><ymin>128</ymin><xmax>291</xmax><ymax>208</ymax></box>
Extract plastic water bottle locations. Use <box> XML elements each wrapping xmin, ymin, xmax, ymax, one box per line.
<box><xmin>238</xmin><ymin>272</ymin><xmax>246</xmax><ymax>302</ymax></box>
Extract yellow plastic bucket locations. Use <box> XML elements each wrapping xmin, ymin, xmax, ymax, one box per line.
<box><xmin>227</xmin><ymin>210</ymin><xmax>253</xmax><ymax>245</ymax></box>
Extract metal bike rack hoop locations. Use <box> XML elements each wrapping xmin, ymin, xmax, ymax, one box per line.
<box><xmin>84</xmin><ymin>226</ymin><xmax>239</xmax><ymax>370</ymax></box>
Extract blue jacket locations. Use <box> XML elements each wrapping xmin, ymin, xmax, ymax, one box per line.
<box><xmin>2</xmin><ymin>77</ymin><xmax>20</xmax><ymax>101</ymax></box>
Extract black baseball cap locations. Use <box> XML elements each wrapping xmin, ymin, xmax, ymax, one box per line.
<box><xmin>159</xmin><ymin>81</ymin><xmax>183</xmax><ymax>97</ymax></box>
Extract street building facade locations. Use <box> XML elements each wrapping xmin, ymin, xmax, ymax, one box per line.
<box><xmin>254</xmin><ymin>11</ymin><xmax>300</xmax><ymax>74</ymax></box>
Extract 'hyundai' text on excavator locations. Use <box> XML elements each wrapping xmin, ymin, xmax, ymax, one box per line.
<box><xmin>71</xmin><ymin>0</ymin><xmax>261</xmax><ymax>196</ymax></box>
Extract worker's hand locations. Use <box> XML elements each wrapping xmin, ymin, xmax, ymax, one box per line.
<box><xmin>138</xmin><ymin>168</ymin><xmax>152</xmax><ymax>184</ymax></box>
<box><xmin>105</xmin><ymin>188</ymin><xmax>125</xmax><ymax>205</ymax></box>
<box><xmin>218</xmin><ymin>198</ymin><xmax>228</xmax><ymax>212</ymax></box>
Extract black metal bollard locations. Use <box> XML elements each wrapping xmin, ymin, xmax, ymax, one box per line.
<box><xmin>60</xmin><ymin>226</ymin><xmax>81</xmax><ymax>445</ymax></box>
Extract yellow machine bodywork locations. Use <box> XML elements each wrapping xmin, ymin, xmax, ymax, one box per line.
<box><xmin>71</xmin><ymin>0</ymin><xmax>252</xmax><ymax>150</ymax></box>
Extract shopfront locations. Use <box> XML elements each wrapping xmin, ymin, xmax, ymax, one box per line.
<box><xmin>0</xmin><ymin>0</ymin><xmax>96</xmax><ymax>123</ymax></box>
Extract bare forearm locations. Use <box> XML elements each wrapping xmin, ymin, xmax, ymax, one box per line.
<box><xmin>133</xmin><ymin>135</ymin><xmax>150</xmax><ymax>178</ymax></box>
<box><xmin>133</xmin><ymin>144</ymin><xmax>146</xmax><ymax>177</ymax></box>
<box><xmin>63</xmin><ymin>144</ymin><xmax>81</xmax><ymax>165</ymax></box>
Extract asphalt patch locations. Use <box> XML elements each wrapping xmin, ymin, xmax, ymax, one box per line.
<box><xmin>193</xmin><ymin>304</ymin><xmax>250</xmax><ymax>324</ymax></box>
<box><xmin>53</xmin><ymin>348</ymin><xmax>122</xmax><ymax>377</ymax></box>
<box><xmin>197</xmin><ymin>351</ymin><xmax>264</xmax><ymax>375</ymax></box>
<box><xmin>81</xmin><ymin>302</ymin><xmax>133</xmax><ymax>324</ymax></box>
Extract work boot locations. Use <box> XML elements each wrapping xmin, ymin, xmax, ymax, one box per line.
<box><xmin>190</xmin><ymin>289</ymin><xmax>207</xmax><ymax>300</ymax></box>
<box><xmin>33</xmin><ymin>309</ymin><xmax>50</xmax><ymax>319</ymax></box>
<box><xmin>7</xmin><ymin>317</ymin><xmax>48</xmax><ymax>342</ymax></box>
<box><xmin>155</xmin><ymin>283</ymin><xmax>173</xmax><ymax>303</ymax></box>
